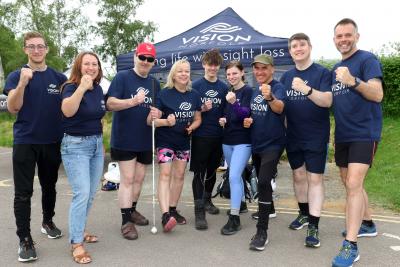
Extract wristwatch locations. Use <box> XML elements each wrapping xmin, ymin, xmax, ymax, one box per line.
<box><xmin>306</xmin><ymin>87</ymin><xmax>313</xmax><ymax>96</ymax></box>
<box><xmin>354</xmin><ymin>77</ymin><xmax>361</xmax><ymax>88</ymax></box>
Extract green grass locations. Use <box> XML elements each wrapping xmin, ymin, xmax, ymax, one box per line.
<box><xmin>365</xmin><ymin>117</ymin><xmax>400</xmax><ymax>211</ymax></box>
<box><xmin>0</xmin><ymin>113</ymin><xmax>15</xmax><ymax>146</ymax></box>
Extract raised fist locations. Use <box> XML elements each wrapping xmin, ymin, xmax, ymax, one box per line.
<box><xmin>291</xmin><ymin>77</ymin><xmax>308</xmax><ymax>94</ymax></box>
<box><xmin>219</xmin><ymin>117</ymin><xmax>227</xmax><ymax>127</ymax></box>
<box><xmin>134</xmin><ymin>89</ymin><xmax>146</xmax><ymax>105</ymax></box>
<box><xmin>243</xmin><ymin>117</ymin><xmax>253</xmax><ymax>128</ymax></box>
<box><xmin>202</xmin><ymin>99</ymin><xmax>212</xmax><ymax>111</ymax></box>
<box><xmin>19</xmin><ymin>68</ymin><xmax>33</xmax><ymax>87</ymax></box>
<box><xmin>335</xmin><ymin>67</ymin><xmax>354</xmax><ymax>86</ymax></box>
<box><xmin>260</xmin><ymin>84</ymin><xmax>272</xmax><ymax>100</ymax></box>
<box><xmin>80</xmin><ymin>74</ymin><xmax>93</xmax><ymax>91</ymax></box>
<box><xmin>226</xmin><ymin>92</ymin><xmax>236</xmax><ymax>104</ymax></box>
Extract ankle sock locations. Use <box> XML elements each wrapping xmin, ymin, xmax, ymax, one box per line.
<box><xmin>346</xmin><ymin>239</ymin><xmax>358</xmax><ymax>248</ymax></box>
<box><xmin>298</xmin><ymin>202</ymin><xmax>309</xmax><ymax>216</ymax></box>
<box><xmin>362</xmin><ymin>219</ymin><xmax>374</xmax><ymax>227</ymax></box>
<box><xmin>121</xmin><ymin>208</ymin><xmax>132</xmax><ymax>225</ymax></box>
<box><xmin>308</xmin><ymin>214</ymin><xmax>320</xmax><ymax>228</ymax></box>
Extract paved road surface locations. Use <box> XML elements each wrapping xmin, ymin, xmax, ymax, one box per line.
<box><xmin>0</xmin><ymin>147</ymin><xmax>399</xmax><ymax>266</ymax></box>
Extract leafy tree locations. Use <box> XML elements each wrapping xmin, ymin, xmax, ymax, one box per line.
<box><xmin>0</xmin><ymin>0</ymin><xmax>91</xmax><ymax>67</ymax></box>
<box><xmin>93</xmin><ymin>0</ymin><xmax>157</xmax><ymax>65</ymax></box>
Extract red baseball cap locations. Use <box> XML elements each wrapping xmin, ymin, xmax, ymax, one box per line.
<box><xmin>136</xmin><ymin>42</ymin><xmax>156</xmax><ymax>57</ymax></box>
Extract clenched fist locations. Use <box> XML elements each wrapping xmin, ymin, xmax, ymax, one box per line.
<box><xmin>291</xmin><ymin>77</ymin><xmax>309</xmax><ymax>94</ymax></box>
<box><xmin>335</xmin><ymin>67</ymin><xmax>354</xmax><ymax>86</ymax></box>
<box><xmin>226</xmin><ymin>91</ymin><xmax>237</xmax><ymax>104</ymax></box>
<box><xmin>80</xmin><ymin>74</ymin><xmax>94</xmax><ymax>92</ymax></box>
<box><xmin>132</xmin><ymin>89</ymin><xmax>146</xmax><ymax>105</ymax></box>
<box><xmin>19</xmin><ymin>68</ymin><xmax>33</xmax><ymax>87</ymax></box>
<box><xmin>219</xmin><ymin>117</ymin><xmax>227</xmax><ymax>127</ymax></box>
<box><xmin>243</xmin><ymin>117</ymin><xmax>253</xmax><ymax>128</ymax></box>
<box><xmin>260</xmin><ymin>84</ymin><xmax>272</xmax><ymax>100</ymax></box>
<box><xmin>167</xmin><ymin>114</ymin><xmax>176</xmax><ymax>126</ymax></box>
<box><xmin>202</xmin><ymin>99</ymin><xmax>212</xmax><ymax>111</ymax></box>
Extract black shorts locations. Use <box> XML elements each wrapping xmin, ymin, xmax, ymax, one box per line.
<box><xmin>286</xmin><ymin>143</ymin><xmax>328</xmax><ymax>174</ymax></box>
<box><xmin>335</xmin><ymin>141</ymin><xmax>378</xmax><ymax>168</ymax></box>
<box><xmin>189</xmin><ymin>136</ymin><xmax>223</xmax><ymax>172</ymax></box>
<box><xmin>110</xmin><ymin>148</ymin><xmax>152</xmax><ymax>165</ymax></box>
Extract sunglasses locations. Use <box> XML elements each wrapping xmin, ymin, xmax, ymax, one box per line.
<box><xmin>138</xmin><ymin>55</ymin><xmax>155</xmax><ymax>63</ymax></box>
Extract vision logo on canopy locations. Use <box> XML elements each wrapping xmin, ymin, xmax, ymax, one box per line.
<box><xmin>200</xmin><ymin>23</ymin><xmax>242</xmax><ymax>34</ymax></box>
<box><xmin>181</xmin><ymin>21</ymin><xmax>251</xmax><ymax>47</ymax></box>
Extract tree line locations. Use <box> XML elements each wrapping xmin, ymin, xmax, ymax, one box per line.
<box><xmin>0</xmin><ymin>0</ymin><xmax>157</xmax><ymax>84</ymax></box>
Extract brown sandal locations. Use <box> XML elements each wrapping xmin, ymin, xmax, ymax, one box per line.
<box><xmin>83</xmin><ymin>233</ymin><xmax>99</xmax><ymax>243</ymax></box>
<box><xmin>71</xmin><ymin>243</ymin><xmax>92</xmax><ymax>264</ymax></box>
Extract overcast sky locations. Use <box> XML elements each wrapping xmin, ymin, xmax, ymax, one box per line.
<box><xmin>135</xmin><ymin>0</ymin><xmax>400</xmax><ymax>60</ymax></box>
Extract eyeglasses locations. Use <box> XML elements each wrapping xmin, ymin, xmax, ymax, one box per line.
<box><xmin>25</xmin><ymin>44</ymin><xmax>47</xmax><ymax>51</ymax></box>
<box><xmin>138</xmin><ymin>55</ymin><xmax>155</xmax><ymax>63</ymax></box>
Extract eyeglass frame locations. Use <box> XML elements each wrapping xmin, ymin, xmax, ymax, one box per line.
<box><xmin>137</xmin><ymin>54</ymin><xmax>155</xmax><ymax>63</ymax></box>
<box><xmin>24</xmin><ymin>44</ymin><xmax>48</xmax><ymax>51</ymax></box>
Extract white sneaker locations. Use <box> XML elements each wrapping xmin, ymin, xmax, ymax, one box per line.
<box><xmin>104</xmin><ymin>162</ymin><xmax>120</xmax><ymax>183</ymax></box>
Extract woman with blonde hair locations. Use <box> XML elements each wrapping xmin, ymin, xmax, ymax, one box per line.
<box><xmin>153</xmin><ymin>59</ymin><xmax>202</xmax><ymax>232</ymax></box>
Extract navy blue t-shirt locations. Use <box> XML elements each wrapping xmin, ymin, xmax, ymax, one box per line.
<box><xmin>155</xmin><ymin>87</ymin><xmax>202</xmax><ymax>150</ymax></box>
<box><xmin>250</xmin><ymin>80</ymin><xmax>286</xmax><ymax>153</ymax></box>
<box><xmin>61</xmin><ymin>83</ymin><xmax>106</xmax><ymax>136</ymax></box>
<box><xmin>222</xmin><ymin>85</ymin><xmax>252</xmax><ymax>145</ymax></box>
<box><xmin>4</xmin><ymin>66</ymin><xmax>67</xmax><ymax>144</ymax></box>
<box><xmin>331</xmin><ymin>50</ymin><xmax>383</xmax><ymax>143</ymax></box>
<box><xmin>107</xmin><ymin>69</ymin><xmax>161</xmax><ymax>151</ymax></box>
<box><xmin>191</xmin><ymin>77</ymin><xmax>229</xmax><ymax>137</ymax></box>
<box><xmin>280</xmin><ymin>63</ymin><xmax>331</xmax><ymax>149</ymax></box>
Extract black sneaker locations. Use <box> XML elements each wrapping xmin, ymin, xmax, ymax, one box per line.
<box><xmin>18</xmin><ymin>237</ymin><xmax>37</xmax><ymax>262</ymax></box>
<box><xmin>249</xmin><ymin>228</ymin><xmax>269</xmax><ymax>251</ymax></box>
<box><xmin>170</xmin><ymin>209</ymin><xmax>187</xmax><ymax>225</ymax></box>
<box><xmin>41</xmin><ymin>221</ymin><xmax>62</xmax><ymax>239</ymax></box>
<box><xmin>221</xmin><ymin>215</ymin><xmax>241</xmax><ymax>235</ymax></box>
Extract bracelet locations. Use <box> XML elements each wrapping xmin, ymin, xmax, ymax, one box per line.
<box><xmin>306</xmin><ymin>87</ymin><xmax>313</xmax><ymax>96</ymax></box>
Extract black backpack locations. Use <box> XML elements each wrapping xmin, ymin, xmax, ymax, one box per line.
<box><xmin>213</xmin><ymin>164</ymin><xmax>257</xmax><ymax>202</ymax></box>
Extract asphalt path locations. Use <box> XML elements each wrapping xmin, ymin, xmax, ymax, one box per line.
<box><xmin>0</xmin><ymin>147</ymin><xmax>399</xmax><ymax>266</ymax></box>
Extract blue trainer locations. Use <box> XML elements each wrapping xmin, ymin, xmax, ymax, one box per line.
<box><xmin>305</xmin><ymin>225</ymin><xmax>320</xmax><ymax>248</ymax></box>
<box><xmin>341</xmin><ymin>222</ymin><xmax>377</xmax><ymax>238</ymax></box>
<box><xmin>289</xmin><ymin>213</ymin><xmax>309</xmax><ymax>230</ymax></box>
<box><xmin>332</xmin><ymin>240</ymin><xmax>360</xmax><ymax>267</ymax></box>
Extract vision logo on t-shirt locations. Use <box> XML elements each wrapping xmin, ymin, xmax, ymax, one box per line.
<box><xmin>47</xmin><ymin>83</ymin><xmax>60</xmax><ymax>94</ymax></box>
<box><xmin>175</xmin><ymin>102</ymin><xmax>195</xmax><ymax>121</ymax></box>
<box><xmin>201</xmin><ymin>89</ymin><xmax>223</xmax><ymax>108</ymax></box>
<box><xmin>251</xmin><ymin>95</ymin><xmax>268</xmax><ymax>116</ymax></box>
<box><xmin>331</xmin><ymin>81</ymin><xmax>350</xmax><ymax>97</ymax></box>
<box><xmin>136</xmin><ymin>87</ymin><xmax>153</xmax><ymax>107</ymax></box>
<box><xmin>286</xmin><ymin>80</ymin><xmax>309</xmax><ymax>101</ymax></box>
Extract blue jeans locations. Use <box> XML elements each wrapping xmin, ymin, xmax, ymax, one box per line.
<box><xmin>222</xmin><ymin>144</ymin><xmax>251</xmax><ymax>210</ymax></box>
<box><xmin>61</xmin><ymin>134</ymin><xmax>104</xmax><ymax>244</ymax></box>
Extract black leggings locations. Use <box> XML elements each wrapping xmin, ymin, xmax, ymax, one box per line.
<box><xmin>252</xmin><ymin>149</ymin><xmax>282</xmax><ymax>229</ymax></box>
<box><xmin>192</xmin><ymin>167</ymin><xmax>217</xmax><ymax>200</ymax></box>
